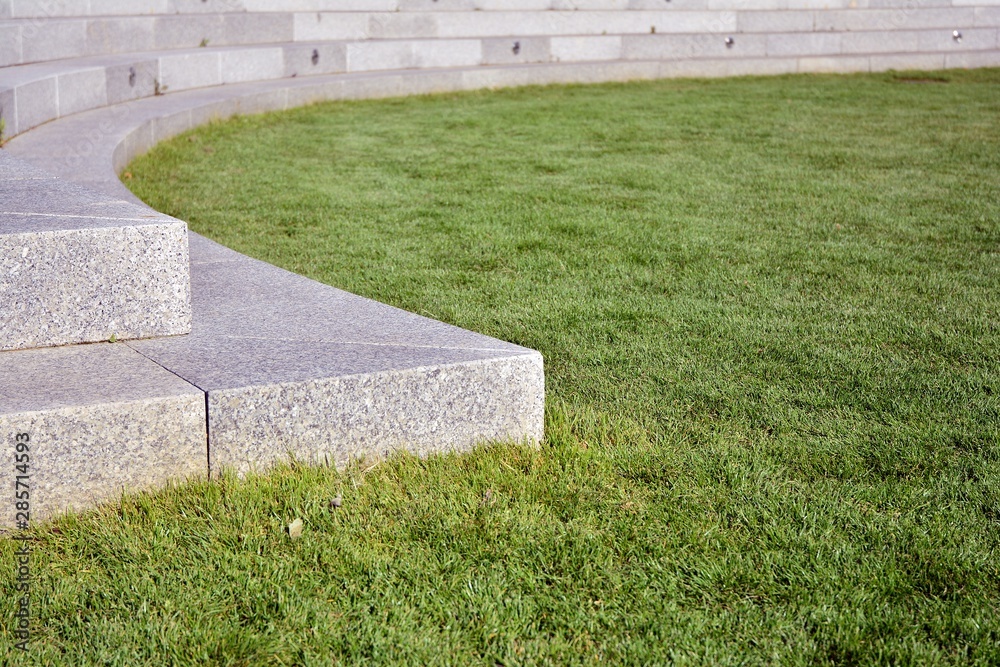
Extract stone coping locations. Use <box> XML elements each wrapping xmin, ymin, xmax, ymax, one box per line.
<box><xmin>0</xmin><ymin>150</ymin><xmax>192</xmax><ymax>351</ymax></box>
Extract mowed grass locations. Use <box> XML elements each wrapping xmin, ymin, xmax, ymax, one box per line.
<box><xmin>3</xmin><ymin>69</ymin><xmax>999</xmax><ymax>665</ymax></box>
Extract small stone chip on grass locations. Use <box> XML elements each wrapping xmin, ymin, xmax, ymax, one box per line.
<box><xmin>287</xmin><ymin>518</ymin><xmax>304</xmax><ymax>540</ymax></box>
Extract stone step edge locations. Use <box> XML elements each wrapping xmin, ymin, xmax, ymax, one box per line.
<box><xmin>9</xmin><ymin>53</ymin><xmax>999</xmax><ymax>201</ymax></box>
<box><xmin>1</xmin><ymin>330</ymin><xmax>543</xmax><ymax>527</ymax></box>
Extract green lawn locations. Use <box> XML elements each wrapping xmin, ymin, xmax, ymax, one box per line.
<box><xmin>3</xmin><ymin>69</ymin><xmax>999</xmax><ymax>665</ymax></box>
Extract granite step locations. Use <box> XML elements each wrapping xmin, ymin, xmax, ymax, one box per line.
<box><xmin>0</xmin><ymin>150</ymin><xmax>191</xmax><ymax>351</ymax></box>
<box><xmin>0</xmin><ymin>229</ymin><xmax>543</xmax><ymax>526</ymax></box>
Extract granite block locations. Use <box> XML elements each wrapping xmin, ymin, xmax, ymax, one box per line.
<box><xmin>365</xmin><ymin>12</ymin><xmax>439</xmax><ymax>39</ymax></box>
<box><xmin>13</xmin><ymin>76</ymin><xmax>56</xmax><ymax>133</ymax></box>
<box><xmin>918</xmin><ymin>28</ymin><xmax>997</xmax><ymax>52</ymax></box>
<box><xmin>0</xmin><ymin>25</ymin><xmax>21</xmax><ymax>67</ymax></box>
<box><xmin>220</xmin><ymin>48</ymin><xmax>285</xmax><ymax>85</ymax></box>
<box><xmin>975</xmin><ymin>7</ymin><xmax>1000</xmax><ymax>28</ymax></box>
<box><xmin>737</xmin><ymin>10</ymin><xmax>816</xmax><ymax>33</ymax></box>
<box><xmin>122</xmin><ymin>122</ymin><xmax>157</xmax><ymax>163</ymax></box>
<box><xmin>292</xmin><ymin>12</ymin><xmax>370</xmax><ymax>41</ymax></box>
<box><xmin>86</xmin><ymin>17</ymin><xmax>156</xmax><ymax>56</ymax></box>
<box><xmin>551</xmin><ymin>36</ymin><xmax>623</xmax><ymax>62</ymax></box>
<box><xmin>154</xmin><ymin>15</ymin><xmax>227</xmax><ymax>50</ymax></box>
<box><xmin>20</xmin><ymin>19</ymin><xmax>86</xmax><ymax>64</ymax></box>
<box><xmin>624</xmin><ymin>33</ymin><xmax>767</xmax><ymax>59</ymax></box>
<box><xmin>158</xmin><ymin>51</ymin><xmax>222</xmax><ymax>92</ymax></box>
<box><xmin>610</xmin><ymin>10</ymin><xmax>737</xmax><ymax>35</ymax></box>
<box><xmin>121</xmin><ymin>247</ymin><xmax>544</xmax><ymax>476</ymax></box>
<box><xmin>9</xmin><ymin>0</ymin><xmax>86</xmax><ymax>18</ymax></box>
<box><xmin>223</xmin><ymin>13</ymin><xmax>295</xmax><ymax>45</ymax></box>
<box><xmin>283</xmin><ymin>43</ymin><xmax>348</xmax><ymax>77</ymax></box>
<box><xmin>0</xmin><ymin>220</ymin><xmax>191</xmax><ymax>350</ymax></box>
<box><xmin>816</xmin><ymin>8</ymin><xmax>975</xmax><ymax>32</ymax></box>
<box><xmin>766</xmin><ymin>32</ymin><xmax>842</xmax><ymax>57</ymax></box>
<box><xmin>105</xmin><ymin>59</ymin><xmax>158</xmax><ymax>105</ymax></box>
<box><xmin>482</xmin><ymin>37</ymin><xmax>551</xmax><ymax>65</ymax></box>
<box><xmin>346</xmin><ymin>40</ymin><xmax>482</xmax><ymax>72</ymax></box>
<box><xmin>57</xmin><ymin>67</ymin><xmax>108</xmax><ymax>117</ymax></box>
<box><xmin>151</xmin><ymin>108</ymin><xmax>195</xmax><ymax>146</ymax></box>
<box><xmin>205</xmin><ymin>352</ymin><xmax>543</xmax><ymax>476</ymax></box>
<box><xmin>841</xmin><ymin>30</ymin><xmax>920</xmax><ymax>54</ymax></box>
<box><xmin>435</xmin><ymin>12</ymin><xmax>526</xmax><ymax>38</ymax></box>
<box><xmin>0</xmin><ymin>344</ymin><xmax>205</xmax><ymax>527</ymax></box>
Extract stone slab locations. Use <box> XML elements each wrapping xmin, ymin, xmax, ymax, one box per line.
<box><xmin>482</xmin><ymin>36</ymin><xmax>550</xmax><ymax>66</ymax></box>
<box><xmin>346</xmin><ymin>39</ymin><xmax>482</xmax><ymax>72</ymax></box>
<box><xmin>624</xmin><ymin>33</ymin><xmax>767</xmax><ymax>60</ymax></box>
<box><xmin>128</xmin><ymin>247</ymin><xmax>544</xmax><ymax>475</ymax></box>
<box><xmin>86</xmin><ymin>17</ymin><xmax>156</xmax><ymax>56</ymax></box>
<box><xmin>551</xmin><ymin>36</ymin><xmax>624</xmax><ymax>62</ymax></box>
<box><xmin>0</xmin><ymin>343</ymin><xmax>205</xmax><ymax>526</ymax></box>
<box><xmin>205</xmin><ymin>352</ymin><xmax>544</xmax><ymax>475</ymax></box>
<box><xmin>283</xmin><ymin>42</ymin><xmax>348</xmax><ymax>77</ymax></box>
<box><xmin>220</xmin><ymin>47</ymin><xmax>285</xmax><ymax>85</ymax></box>
<box><xmin>105</xmin><ymin>59</ymin><xmax>158</xmax><ymax>105</ymax></box>
<box><xmin>57</xmin><ymin>67</ymin><xmax>108</xmax><ymax>118</ymax></box>
<box><xmin>13</xmin><ymin>76</ymin><xmax>55</xmax><ymax>135</ymax></box>
<box><xmin>0</xmin><ymin>151</ymin><xmax>192</xmax><ymax>350</ymax></box>
<box><xmin>0</xmin><ymin>25</ymin><xmax>20</xmax><ymax>68</ymax></box>
<box><xmin>766</xmin><ymin>32</ymin><xmax>842</xmax><ymax>57</ymax></box>
<box><xmin>19</xmin><ymin>19</ymin><xmax>87</xmax><ymax>64</ymax></box>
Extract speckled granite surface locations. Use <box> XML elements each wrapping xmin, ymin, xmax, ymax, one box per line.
<box><xmin>0</xmin><ymin>344</ymin><xmax>205</xmax><ymax>525</ymax></box>
<box><xmin>207</xmin><ymin>355</ymin><xmax>544</xmax><ymax>475</ymax></box>
<box><xmin>130</xmin><ymin>237</ymin><xmax>545</xmax><ymax>476</ymax></box>
<box><xmin>0</xmin><ymin>151</ymin><xmax>191</xmax><ymax>351</ymax></box>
